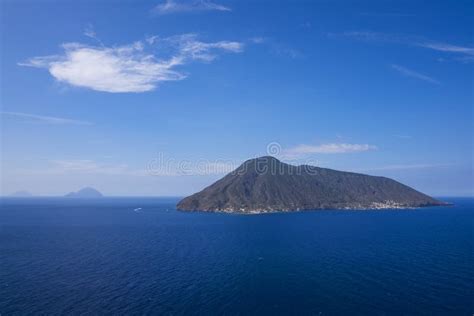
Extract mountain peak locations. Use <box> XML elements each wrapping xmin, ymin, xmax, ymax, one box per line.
<box><xmin>243</xmin><ymin>156</ymin><xmax>281</xmax><ymax>165</ymax></box>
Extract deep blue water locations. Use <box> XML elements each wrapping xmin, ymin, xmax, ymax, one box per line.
<box><xmin>0</xmin><ymin>197</ymin><xmax>472</xmax><ymax>315</ymax></box>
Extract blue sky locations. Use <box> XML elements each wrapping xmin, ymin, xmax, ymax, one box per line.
<box><xmin>1</xmin><ymin>0</ymin><xmax>473</xmax><ymax>196</ymax></box>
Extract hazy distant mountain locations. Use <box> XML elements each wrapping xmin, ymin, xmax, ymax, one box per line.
<box><xmin>10</xmin><ymin>190</ymin><xmax>33</xmax><ymax>197</ymax></box>
<box><xmin>177</xmin><ymin>156</ymin><xmax>446</xmax><ymax>213</ymax></box>
<box><xmin>65</xmin><ymin>187</ymin><xmax>103</xmax><ymax>198</ymax></box>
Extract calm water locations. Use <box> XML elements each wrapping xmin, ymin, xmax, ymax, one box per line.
<box><xmin>0</xmin><ymin>197</ymin><xmax>472</xmax><ymax>315</ymax></box>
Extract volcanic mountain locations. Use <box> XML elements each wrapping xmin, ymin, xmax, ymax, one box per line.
<box><xmin>177</xmin><ymin>156</ymin><xmax>446</xmax><ymax>213</ymax></box>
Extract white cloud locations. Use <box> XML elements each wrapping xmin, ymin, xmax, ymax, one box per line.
<box><xmin>1</xmin><ymin>111</ymin><xmax>92</xmax><ymax>125</ymax></box>
<box><xmin>147</xmin><ymin>156</ymin><xmax>238</xmax><ymax>176</ymax></box>
<box><xmin>391</xmin><ymin>64</ymin><xmax>440</xmax><ymax>84</ymax></box>
<box><xmin>21</xmin><ymin>160</ymin><xmax>149</xmax><ymax>176</ymax></box>
<box><xmin>20</xmin><ymin>42</ymin><xmax>184</xmax><ymax>93</ymax></box>
<box><xmin>152</xmin><ymin>0</ymin><xmax>231</xmax><ymax>14</ymax></box>
<box><xmin>360</xmin><ymin>163</ymin><xmax>451</xmax><ymax>171</ymax></box>
<box><xmin>284</xmin><ymin>143</ymin><xmax>377</xmax><ymax>158</ymax></box>
<box><xmin>52</xmin><ymin>160</ymin><xmax>104</xmax><ymax>173</ymax></box>
<box><xmin>249</xmin><ymin>36</ymin><xmax>302</xmax><ymax>59</ymax></box>
<box><xmin>19</xmin><ymin>158</ymin><xmax>238</xmax><ymax>178</ymax></box>
<box><xmin>358</xmin><ymin>12</ymin><xmax>415</xmax><ymax>17</ymax></box>
<box><xmin>168</xmin><ymin>33</ymin><xmax>244</xmax><ymax>62</ymax></box>
<box><xmin>20</xmin><ymin>34</ymin><xmax>243</xmax><ymax>93</ymax></box>
<box><xmin>416</xmin><ymin>41</ymin><xmax>474</xmax><ymax>55</ymax></box>
<box><xmin>83</xmin><ymin>24</ymin><xmax>104</xmax><ymax>46</ymax></box>
<box><xmin>249</xmin><ymin>37</ymin><xmax>266</xmax><ymax>44</ymax></box>
<box><xmin>334</xmin><ymin>31</ymin><xmax>395</xmax><ymax>42</ymax></box>
<box><xmin>84</xmin><ymin>24</ymin><xmax>97</xmax><ymax>40</ymax></box>
<box><xmin>393</xmin><ymin>134</ymin><xmax>412</xmax><ymax>139</ymax></box>
<box><xmin>334</xmin><ymin>31</ymin><xmax>474</xmax><ymax>62</ymax></box>
<box><xmin>273</xmin><ymin>45</ymin><xmax>302</xmax><ymax>59</ymax></box>
<box><xmin>145</xmin><ymin>35</ymin><xmax>160</xmax><ymax>45</ymax></box>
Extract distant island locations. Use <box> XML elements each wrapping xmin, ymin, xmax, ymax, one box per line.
<box><xmin>10</xmin><ymin>190</ymin><xmax>33</xmax><ymax>197</ymax></box>
<box><xmin>177</xmin><ymin>156</ymin><xmax>447</xmax><ymax>214</ymax></box>
<box><xmin>65</xmin><ymin>187</ymin><xmax>103</xmax><ymax>198</ymax></box>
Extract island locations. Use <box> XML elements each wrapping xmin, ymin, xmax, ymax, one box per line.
<box><xmin>65</xmin><ymin>187</ymin><xmax>103</xmax><ymax>198</ymax></box>
<box><xmin>177</xmin><ymin>156</ymin><xmax>447</xmax><ymax>213</ymax></box>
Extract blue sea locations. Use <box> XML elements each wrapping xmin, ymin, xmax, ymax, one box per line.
<box><xmin>0</xmin><ymin>197</ymin><xmax>472</xmax><ymax>315</ymax></box>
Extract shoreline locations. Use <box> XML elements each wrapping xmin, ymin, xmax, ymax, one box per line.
<box><xmin>177</xmin><ymin>202</ymin><xmax>453</xmax><ymax>215</ymax></box>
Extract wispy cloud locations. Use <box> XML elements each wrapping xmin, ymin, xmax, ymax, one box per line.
<box><xmin>249</xmin><ymin>36</ymin><xmax>302</xmax><ymax>59</ymax></box>
<box><xmin>19</xmin><ymin>34</ymin><xmax>243</xmax><ymax>93</ymax></box>
<box><xmin>21</xmin><ymin>160</ymin><xmax>148</xmax><ymax>176</ymax></box>
<box><xmin>391</xmin><ymin>64</ymin><xmax>440</xmax><ymax>84</ymax></box>
<box><xmin>1</xmin><ymin>111</ymin><xmax>92</xmax><ymax>125</ymax></box>
<box><xmin>83</xmin><ymin>25</ymin><xmax>96</xmax><ymax>40</ymax></box>
<box><xmin>272</xmin><ymin>45</ymin><xmax>302</xmax><ymax>59</ymax></box>
<box><xmin>358</xmin><ymin>12</ymin><xmax>415</xmax><ymax>17</ymax></box>
<box><xmin>249</xmin><ymin>37</ymin><xmax>266</xmax><ymax>44</ymax></box>
<box><xmin>152</xmin><ymin>0</ymin><xmax>230</xmax><ymax>15</ymax></box>
<box><xmin>148</xmin><ymin>159</ymin><xmax>237</xmax><ymax>176</ymax></box>
<box><xmin>299</xmin><ymin>22</ymin><xmax>312</xmax><ymax>29</ymax></box>
<box><xmin>83</xmin><ymin>24</ymin><xmax>104</xmax><ymax>46</ymax></box>
<box><xmin>283</xmin><ymin>143</ymin><xmax>377</xmax><ymax>158</ymax></box>
<box><xmin>332</xmin><ymin>31</ymin><xmax>474</xmax><ymax>62</ymax></box>
<box><xmin>360</xmin><ymin>163</ymin><xmax>451</xmax><ymax>172</ymax></box>
<box><xmin>393</xmin><ymin>134</ymin><xmax>412</xmax><ymax>139</ymax></box>
<box><xmin>53</xmin><ymin>160</ymin><xmax>120</xmax><ymax>174</ymax></box>
<box><xmin>330</xmin><ymin>31</ymin><xmax>399</xmax><ymax>42</ymax></box>
<box><xmin>20</xmin><ymin>158</ymin><xmax>237</xmax><ymax>177</ymax></box>
<box><xmin>416</xmin><ymin>41</ymin><xmax>474</xmax><ymax>55</ymax></box>
<box><xmin>166</xmin><ymin>33</ymin><xmax>243</xmax><ymax>61</ymax></box>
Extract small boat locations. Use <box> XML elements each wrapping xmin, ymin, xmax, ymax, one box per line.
<box><xmin>133</xmin><ymin>207</ymin><xmax>142</xmax><ymax>212</ymax></box>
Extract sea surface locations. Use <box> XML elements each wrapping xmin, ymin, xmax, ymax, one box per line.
<box><xmin>0</xmin><ymin>197</ymin><xmax>473</xmax><ymax>315</ymax></box>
